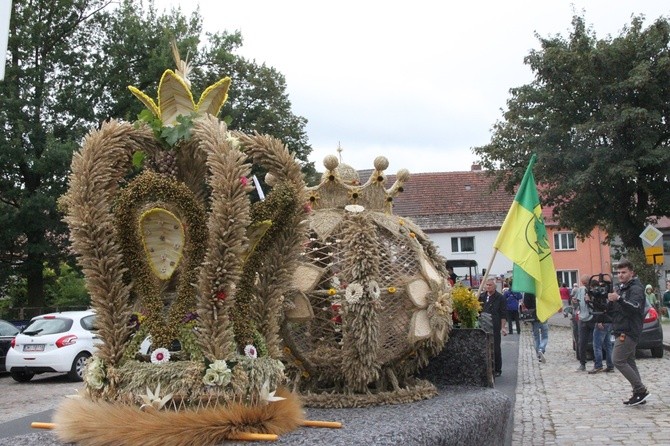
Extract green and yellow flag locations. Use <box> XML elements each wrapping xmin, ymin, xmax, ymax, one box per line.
<box><xmin>493</xmin><ymin>154</ymin><xmax>562</xmax><ymax>322</ymax></box>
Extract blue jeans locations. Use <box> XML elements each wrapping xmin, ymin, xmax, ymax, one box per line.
<box><xmin>532</xmin><ymin>321</ymin><xmax>549</xmax><ymax>354</ymax></box>
<box><xmin>592</xmin><ymin>322</ymin><xmax>613</xmax><ymax>369</ymax></box>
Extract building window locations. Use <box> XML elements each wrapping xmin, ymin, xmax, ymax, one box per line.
<box><xmin>554</xmin><ymin>232</ymin><xmax>576</xmax><ymax>251</ymax></box>
<box><xmin>557</xmin><ymin>270</ymin><xmax>578</xmax><ymax>288</ymax></box>
<box><xmin>451</xmin><ymin>236</ymin><xmax>474</xmax><ymax>253</ymax></box>
<box><xmin>663</xmin><ymin>234</ymin><xmax>670</xmax><ymax>254</ymax></box>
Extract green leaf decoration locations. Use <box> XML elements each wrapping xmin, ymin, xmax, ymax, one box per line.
<box><xmin>131</xmin><ymin>151</ymin><xmax>146</xmax><ymax>170</ymax></box>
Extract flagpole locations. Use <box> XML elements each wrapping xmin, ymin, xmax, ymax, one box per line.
<box><xmin>477</xmin><ymin>248</ymin><xmax>499</xmax><ymax>296</ymax></box>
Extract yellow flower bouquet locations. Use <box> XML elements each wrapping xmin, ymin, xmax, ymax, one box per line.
<box><xmin>451</xmin><ymin>284</ymin><xmax>482</xmax><ymax>328</ymax></box>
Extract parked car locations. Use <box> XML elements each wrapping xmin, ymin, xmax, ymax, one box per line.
<box><xmin>0</xmin><ymin>319</ymin><xmax>20</xmax><ymax>372</ymax></box>
<box><xmin>6</xmin><ymin>310</ymin><xmax>99</xmax><ymax>382</ymax></box>
<box><xmin>573</xmin><ymin>302</ymin><xmax>664</xmax><ymax>359</ymax></box>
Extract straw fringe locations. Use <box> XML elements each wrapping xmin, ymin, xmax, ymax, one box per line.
<box><xmin>54</xmin><ymin>388</ymin><xmax>302</xmax><ymax>446</ymax></box>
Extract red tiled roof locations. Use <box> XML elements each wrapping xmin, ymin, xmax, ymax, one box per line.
<box><xmin>383</xmin><ymin>171</ymin><xmax>516</xmax><ymax>231</ymax></box>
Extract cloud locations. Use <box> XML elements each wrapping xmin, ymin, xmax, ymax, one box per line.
<box><xmin>155</xmin><ymin>0</ymin><xmax>669</xmax><ymax>172</ymax></box>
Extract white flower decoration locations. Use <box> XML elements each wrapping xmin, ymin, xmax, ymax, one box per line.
<box><xmin>260</xmin><ymin>379</ymin><xmax>286</xmax><ymax>404</ymax></box>
<box><xmin>202</xmin><ymin>360</ymin><xmax>232</xmax><ymax>387</ymax></box>
<box><xmin>331</xmin><ymin>276</ymin><xmax>341</xmax><ymax>288</ymax></box>
<box><xmin>344</xmin><ymin>204</ymin><xmax>365</xmax><ymax>213</ymax></box>
<box><xmin>84</xmin><ymin>357</ymin><xmax>105</xmax><ymax>390</ymax></box>
<box><xmin>345</xmin><ymin>282</ymin><xmax>364</xmax><ymax>304</ymax></box>
<box><xmin>225</xmin><ymin>131</ymin><xmax>241</xmax><ymax>149</ymax></box>
<box><xmin>209</xmin><ymin>359</ymin><xmax>229</xmax><ymax>373</ymax></box>
<box><xmin>140</xmin><ymin>383</ymin><xmax>173</xmax><ymax>411</ymax></box>
<box><xmin>150</xmin><ymin>348</ymin><xmax>171</xmax><ymax>364</ymax></box>
<box><xmin>203</xmin><ymin>369</ymin><xmax>220</xmax><ymax>386</ymax></box>
<box><xmin>367</xmin><ymin>280</ymin><xmax>381</xmax><ymax>300</ymax></box>
<box><xmin>244</xmin><ymin>344</ymin><xmax>258</xmax><ymax>359</ymax></box>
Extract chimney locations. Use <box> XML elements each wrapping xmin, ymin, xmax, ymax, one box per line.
<box><xmin>471</xmin><ymin>163</ymin><xmax>481</xmax><ymax>171</ymax></box>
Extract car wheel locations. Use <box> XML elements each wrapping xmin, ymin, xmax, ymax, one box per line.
<box><xmin>68</xmin><ymin>352</ymin><xmax>90</xmax><ymax>381</ymax></box>
<box><xmin>10</xmin><ymin>370</ymin><xmax>35</xmax><ymax>383</ymax></box>
<box><xmin>651</xmin><ymin>346</ymin><xmax>664</xmax><ymax>358</ymax></box>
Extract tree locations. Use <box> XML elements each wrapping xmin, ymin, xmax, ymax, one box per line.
<box><xmin>0</xmin><ymin>0</ymin><xmax>314</xmax><ymax>308</ymax></box>
<box><xmin>0</xmin><ymin>0</ymin><xmax>108</xmax><ymax>309</ymax></box>
<box><xmin>473</xmin><ymin>15</ymin><xmax>670</xmax><ymax>254</ymax></box>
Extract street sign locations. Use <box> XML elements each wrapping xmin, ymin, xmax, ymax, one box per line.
<box><xmin>639</xmin><ymin>225</ymin><xmax>663</xmax><ymax>246</ymax></box>
<box><xmin>644</xmin><ymin>246</ymin><xmax>664</xmax><ymax>265</ymax></box>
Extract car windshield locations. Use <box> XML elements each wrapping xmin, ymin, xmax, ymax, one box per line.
<box><xmin>22</xmin><ymin>317</ymin><xmax>73</xmax><ymax>336</ymax></box>
<box><xmin>0</xmin><ymin>320</ymin><xmax>18</xmax><ymax>336</ymax></box>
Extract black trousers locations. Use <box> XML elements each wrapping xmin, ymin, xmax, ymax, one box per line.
<box><xmin>578</xmin><ymin>320</ymin><xmax>595</xmax><ymax>366</ymax></box>
<box><xmin>493</xmin><ymin>321</ymin><xmax>502</xmax><ymax>373</ymax></box>
<box><xmin>507</xmin><ymin>309</ymin><xmax>520</xmax><ymax>333</ymax></box>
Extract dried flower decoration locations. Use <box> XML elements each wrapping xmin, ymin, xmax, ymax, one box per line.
<box><xmin>244</xmin><ymin>344</ymin><xmax>258</xmax><ymax>359</ymax></box>
<box><xmin>260</xmin><ymin>380</ymin><xmax>286</xmax><ymax>404</ymax></box>
<box><xmin>345</xmin><ymin>283</ymin><xmax>364</xmax><ymax>304</ymax></box>
<box><xmin>84</xmin><ymin>357</ymin><xmax>106</xmax><ymax>390</ymax></box>
<box><xmin>150</xmin><ymin>348</ymin><xmax>171</xmax><ymax>364</ymax></box>
<box><xmin>344</xmin><ymin>204</ymin><xmax>365</xmax><ymax>213</ymax></box>
<box><xmin>387</xmin><ymin>286</ymin><xmax>397</xmax><ymax>294</ymax></box>
<box><xmin>367</xmin><ymin>280</ymin><xmax>381</xmax><ymax>300</ymax></box>
<box><xmin>140</xmin><ymin>383</ymin><xmax>173</xmax><ymax>411</ymax></box>
<box><xmin>328</xmin><ymin>288</ymin><xmax>337</xmax><ymax>296</ymax></box>
<box><xmin>202</xmin><ymin>360</ymin><xmax>232</xmax><ymax>387</ymax></box>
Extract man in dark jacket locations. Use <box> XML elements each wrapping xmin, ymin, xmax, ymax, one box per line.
<box><xmin>607</xmin><ymin>260</ymin><xmax>649</xmax><ymax>406</ymax></box>
<box><xmin>479</xmin><ymin>279</ymin><xmax>507</xmax><ymax>377</ymax></box>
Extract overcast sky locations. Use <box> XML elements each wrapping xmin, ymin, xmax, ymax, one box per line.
<box><xmin>154</xmin><ymin>0</ymin><xmax>668</xmax><ymax>174</ymax></box>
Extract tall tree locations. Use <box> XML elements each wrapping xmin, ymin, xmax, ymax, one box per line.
<box><xmin>473</xmin><ymin>15</ymin><xmax>670</xmax><ymax>252</ymax></box>
<box><xmin>0</xmin><ymin>0</ymin><xmax>110</xmax><ymax>309</ymax></box>
<box><xmin>0</xmin><ymin>0</ymin><xmax>314</xmax><ymax>308</ymax></box>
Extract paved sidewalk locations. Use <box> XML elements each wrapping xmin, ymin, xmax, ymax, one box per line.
<box><xmin>512</xmin><ymin>317</ymin><xmax>670</xmax><ymax>445</ymax></box>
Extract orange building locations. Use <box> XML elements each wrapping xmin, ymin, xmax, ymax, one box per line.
<box><xmin>544</xmin><ymin>213</ymin><xmax>612</xmax><ymax>286</ymax></box>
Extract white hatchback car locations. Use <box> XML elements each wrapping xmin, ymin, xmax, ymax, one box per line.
<box><xmin>6</xmin><ymin>310</ymin><xmax>99</xmax><ymax>382</ymax></box>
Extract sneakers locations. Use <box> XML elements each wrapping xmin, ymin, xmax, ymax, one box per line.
<box><xmin>624</xmin><ymin>391</ymin><xmax>650</xmax><ymax>406</ymax></box>
<box><xmin>576</xmin><ymin>364</ymin><xmax>586</xmax><ymax>372</ymax></box>
<box><xmin>588</xmin><ymin>367</ymin><xmax>604</xmax><ymax>374</ymax></box>
<box><xmin>538</xmin><ymin>351</ymin><xmax>546</xmax><ymax>363</ymax></box>
<box><xmin>605</xmin><ymin>367</ymin><xmax>615</xmax><ymax>373</ymax></box>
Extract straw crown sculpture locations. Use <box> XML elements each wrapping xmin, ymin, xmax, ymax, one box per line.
<box><xmin>282</xmin><ymin>155</ymin><xmax>454</xmax><ymax>408</ymax></box>
<box><xmin>55</xmin><ymin>40</ymin><xmax>453</xmax><ymax>444</ymax></box>
<box><xmin>57</xmin><ymin>43</ymin><xmax>313</xmax><ymax>445</ymax></box>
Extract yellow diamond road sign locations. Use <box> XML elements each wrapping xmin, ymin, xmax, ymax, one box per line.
<box><xmin>640</xmin><ymin>225</ymin><xmax>663</xmax><ymax>246</ymax></box>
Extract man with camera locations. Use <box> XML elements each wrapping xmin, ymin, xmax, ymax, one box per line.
<box><xmin>588</xmin><ymin>276</ymin><xmax>614</xmax><ymax>374</ymax></box>
<box><xmin>607</xmin><ymin>260</ymin><xmax>649</xmax><ymax>406</ymax></box>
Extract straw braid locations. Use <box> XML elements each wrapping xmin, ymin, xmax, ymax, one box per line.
<box><xmin>63</xmin><ymin>121</ymin><xmax>161</xmax><ymax>366</ymax></box>
<box><xmin>340</xmin><ymin>213</ymin><xmax>381</xmax><ymax>392</ymax></box>
<box><xmin>191</xmin><ymin>117</ymin><xmax>252</xmax><ymax>361</ymax></box>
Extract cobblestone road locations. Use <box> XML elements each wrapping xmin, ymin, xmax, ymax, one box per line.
<box><xmin>513</xmin><ymin>322</ymin><xmax>670</xmax><ymax>445</ymax></box>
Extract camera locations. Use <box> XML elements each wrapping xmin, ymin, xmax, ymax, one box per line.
<box><xmin>587</xmin><ymin>273</ymin><xmax>612</xmax><ymax>313</ymax></box>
